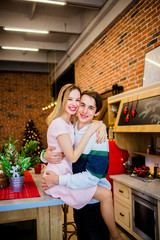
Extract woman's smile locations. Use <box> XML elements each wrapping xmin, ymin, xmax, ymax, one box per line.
<box><xmin>68</xmin><ymin>105</ymin><xmax>78</xmax><ymax>112</ymax></box>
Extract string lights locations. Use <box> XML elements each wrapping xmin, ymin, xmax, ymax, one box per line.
<box><xmin>42</xmin><ymin>102</ymin><xmax>56</xmax><ymax>111</ymax></box>
<box><xmin>42</xmin><ymin>51</ymin><xmax>57</xmax><ymax>111</ymax></box>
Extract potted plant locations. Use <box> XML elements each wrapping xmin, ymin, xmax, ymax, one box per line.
<box><xmin>0</xmin><ymin>134</ymin><xmax>40</xmax><ymax>192</ymax></box>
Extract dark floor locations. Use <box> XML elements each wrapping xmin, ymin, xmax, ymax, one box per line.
<box><xmin>63</xmin><ymin>206</ymin><xmax>136</xmax><ymax>240</ymax></box>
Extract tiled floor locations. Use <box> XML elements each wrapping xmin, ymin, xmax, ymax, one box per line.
<box><xmin>62</xmin><ymin>206</ymin><xmax>136</xmax><ymax>240</ymax></box>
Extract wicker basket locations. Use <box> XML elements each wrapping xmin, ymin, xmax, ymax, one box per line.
<box><xmin>0</xmin><ymin>171</ymin><xmax>9</xmax><ymax>188</ymax></box>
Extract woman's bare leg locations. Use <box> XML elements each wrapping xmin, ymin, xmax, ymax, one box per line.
<box><xmin>93</xmin><ymin>186</ymin><xmax>123</xmax><ymax>240</ymax></box>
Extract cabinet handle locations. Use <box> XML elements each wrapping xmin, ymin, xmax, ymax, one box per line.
<box><xmin>119</xmin><ymin>189</ymin><xmax>124</xmax><ymax>193</ymax></box>
<box><xmin>120</xmin><ymin>212</ymin><xmax>124</xmax><ymax>217</ymax></box>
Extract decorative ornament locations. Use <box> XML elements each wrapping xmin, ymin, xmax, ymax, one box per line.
<box><xmin>10</xmin><ymin>165</ymin><xmax>20</xmax><ymax>177</ymax></box>
<box><xmin>131</xmin><ymin>98</ymin><xmax>138</xmax><ymax>118</ymax></box>
<box><xmin>124</xmin><ymin>98</ymin><xmax>130</xmax><ymax>115</ymax></box>
<box><xmin>125</xmin><ymin>114</ymin><xmax>130</xmax><ymax>123</ymax></box>
<box><xmin>125</xmin><ymin>100</ymin><xmax>133</xmax><ymax>123</ymax></box>
<box><xmin>124</xmin><ymin>105</ymin><xmax>128</xmax><ymax>115</ymax></box>
<box><xmin>131</xmin><ymin>108</ymin><xmax>136</xmax><ymax>118</ymax></box>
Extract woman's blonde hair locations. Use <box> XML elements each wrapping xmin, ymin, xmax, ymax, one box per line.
<box><xmin>46</xmin><ymin>83</ymin><xmax>81</xmax><ymax>125</ymax></box>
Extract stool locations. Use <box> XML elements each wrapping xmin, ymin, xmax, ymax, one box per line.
<box><xmin>62</xmin><ymin>204</ymin><xmax>77</xmax><ymax>240</ymax></box>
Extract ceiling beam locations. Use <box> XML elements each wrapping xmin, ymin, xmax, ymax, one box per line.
<box><xmin>0</xmin><ymin>50</ymin><xmax>64</xmax><ymax>63</ymax></box>
<box><xmin>66</xmin><ymin>0</ymin><xmax>106</xmax><ymax>9</ymax></box>
<box><xmin>0</xmin><ymin>33</ymin><xmax>67</xmax><ymax>51</ymax></box>
<box><xmin>20</xmin><ymin>0</ymin><xmax>106</xmax><ymax>8</ymax></box>
<box><xmin>0</xmin><ymin>61</ymin><xmax>49</xmax><ymax>72</ymax></box>
<box><xmin>0</xmin><ymin>10</ymin><xmax>82</xmax><ymax>34</ymax></box>
<box><xmin>29</xmin><ymin>2</ymin><xmax>37</xmax><ymax>19</ymax></box>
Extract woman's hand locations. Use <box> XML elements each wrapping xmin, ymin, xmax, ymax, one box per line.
<box><xmin>42</xmin><ymin>171</ymin><xmax>59</xmax><ymax>190</ymax></box>
<box><xmin>86</xmin><ymin>121</ymin><xmax>103</xmax><ymax>136</ymax></box>
<box><xmin>96</xmin><ymin>123</ymin><xmax>107</xmax><ymax>143</ymax></box>
<box><xmin>44</xmin><ymin>147</ymin><xmax>64</xmax><ymax>164</ymax></box>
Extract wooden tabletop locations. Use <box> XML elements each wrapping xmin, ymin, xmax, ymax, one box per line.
<box><xmin>0</xmin><ymin>169</ymin><xmax>64</xmax><ymax>212</ymax></box>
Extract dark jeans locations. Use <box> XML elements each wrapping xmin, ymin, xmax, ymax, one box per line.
<box><xmin>73</xmin><ymin>202</ymin><xmax>110</xmax><ymax>240</ymax></box>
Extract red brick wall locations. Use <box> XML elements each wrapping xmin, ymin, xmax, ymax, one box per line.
<box><xmin>1</xmin><ymin>0</ymin><xmax>160</xmax><ymax>148</ymax></box>
<box><xmin>75</xmin><ymin>0</ymin><xmax>160</xmax><ymax>93</ymax></box>
<box><xmin>0</xmin><ymin>72</ymin><xmax>52</xmax><ymax>149</ymax></box>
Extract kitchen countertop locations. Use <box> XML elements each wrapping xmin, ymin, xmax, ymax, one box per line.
<box><xmin>0</xmin><ymin>169</ymin><xmax>64</xmax><ymax>212</ymax></box>
<box><xmin>110</xmin><ymin>174</ymin><xmax>160</xmax><ymax>201</ymax></box>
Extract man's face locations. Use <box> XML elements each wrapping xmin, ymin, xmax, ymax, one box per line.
<box><xmin>77</xmin><ymin>94</ymin><xmax>98</xmax><ymax>125</ymax></box>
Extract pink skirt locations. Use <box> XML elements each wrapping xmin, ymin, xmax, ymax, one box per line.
<box><xmin>44</xmin><ymin>160</ymin><xmax>97</xmax><ymax>209</ymax></box>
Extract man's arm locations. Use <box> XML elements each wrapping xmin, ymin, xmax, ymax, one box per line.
<box><xmin>40</xmin><ymin>147</ymin><xmax>64</xmax><ymax>164</ymax></box>
<box><xmin>59</xmin><ymin>170</ymin><xmax>100</xmax><ymax>189</ymax></box>
<box><xmin>40</xmin><ymin>149</ymin><xmax>47</xmax><ymax>163</ymax></box>
<box><xmin>42</xmin><ymin>139</ymin><xmax>109</xmax><ymax>190</ymax></box>
<box><xmin>60</xmin><ymin>139</ymin><xmax>109</xmax><ymax>189</ymax></box>
<box><xmin>42</xmin><ymin>170</ymin><xmax>100</xmax><ymax>190</ymax></box>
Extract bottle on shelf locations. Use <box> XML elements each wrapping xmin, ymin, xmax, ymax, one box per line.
<box><xmin>154</xmin><ymin>164</ymin><xmax>159</xmax><ymax>179</ymax></box>
<box><xmin>147</xmin><ymin>145</ymin><xmax>152</xmax><ymax>154</ymax></box>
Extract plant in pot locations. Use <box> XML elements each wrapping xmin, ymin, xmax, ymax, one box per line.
<box><xmin>21</xmin><ymin>139</ymin><xmax>43</xmax><ymax>174</ymax></box>
<box><xmin>0</xmin><ymin>134</ymin><xmax>40</xmax><ymax>192</ymax></box>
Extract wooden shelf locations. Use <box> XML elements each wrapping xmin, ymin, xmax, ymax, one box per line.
<box><xmin>108</xmin><ymin>82</ymin><xmax>160</xmax><ymax>128</ymax></box>
<box><xmin>133</xmin><ymin>152</ymin><xmax>160</xmax><ymax>158</ymax></box>
<box><xmin>114</xmin><ymin>87</ymin><xmax>160</xmax><ymax>133</ymax></box>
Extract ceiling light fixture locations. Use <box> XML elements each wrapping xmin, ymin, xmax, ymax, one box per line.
<box><xmin>1</xmin><ymin>46</ymin><xmax>39</xmax><ymax>52</ymax></box>
<box><xmin>3</xmin><ymin>27</ymin><xmax>49</xmax><ymax>34</ymax></box>
<box><xmin>27</xmin><ymin>0</ymin><xmax>66</xmax><ymax>5</ymax></box>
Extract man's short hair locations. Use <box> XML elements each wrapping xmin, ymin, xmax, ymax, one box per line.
<box><xmin>82</xmin><ymin>91</ymin><xmax>102</xmax><ymax>113</ymax></box>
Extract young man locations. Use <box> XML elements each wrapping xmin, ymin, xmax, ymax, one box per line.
<box><xmin>42</xmin><ymin>91</ymin><xmax>110</xmax><ymax>240</ymax></box>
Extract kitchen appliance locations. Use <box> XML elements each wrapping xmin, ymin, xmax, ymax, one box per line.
<box><xmin>132</xmin><ymin>189</ymin><xmax>158</xmax><ymax>240</ymax></box>
<box><xmin>107</xmin><ymin>140</ymin><xmax>127</xmax><ymax>189</ymax></box>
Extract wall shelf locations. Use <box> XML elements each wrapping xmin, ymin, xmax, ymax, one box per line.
<box><xmin>107</xmin><ymin>83</ymin><xmax>160</xmax><ymax>157</ymax></box>
<box><xmin>133</xmin><ymin>152</ymin><xmax>160</xmax><ymax>158</ymax></box>
<box><xmin>114</xmin><ymin>88</ymin><xmax>160</xmax><ymax>133</ymax></box>
<box><xmin>108</xmin><ymin>82</ymin><xmax>160</xmax><ymax>129</ymax></box>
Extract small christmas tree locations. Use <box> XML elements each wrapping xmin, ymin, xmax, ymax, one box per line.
<box><xmin>22</xmin><ymin>119</ymin><xmax>43</xmax><ymax>167</ymax></box>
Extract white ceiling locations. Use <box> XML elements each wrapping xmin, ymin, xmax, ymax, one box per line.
<box><xmin>0</xmin><ymin>0</ymin><xmax>137</xmax><ymax>79</ymax></box>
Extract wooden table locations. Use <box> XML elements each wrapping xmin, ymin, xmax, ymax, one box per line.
<box><xmin>0</xmin><ymin>169</ymin><xmax>64</xmax><ymax>240</ymax></box>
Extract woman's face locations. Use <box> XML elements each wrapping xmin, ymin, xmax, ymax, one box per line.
<box><xmin>64</xmin><ymin>89</ymin><xmax>81</xmax><ymax>115</ymax></box>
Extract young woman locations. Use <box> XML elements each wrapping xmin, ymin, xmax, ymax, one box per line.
<box><xmin>43</xmin><ymin>84</ymin><xmax>123</xmax><ymax>240</ymax></box>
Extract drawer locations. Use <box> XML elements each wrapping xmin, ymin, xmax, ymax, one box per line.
<box><xmin>114</xmin><ymin>199</ymin><xmax>131</xmax><ymax>232</ymax></box>
<box><xmin>114</xmin><ymin>181</ymin><xmax>131</xmax><ymax>202</ymax></box>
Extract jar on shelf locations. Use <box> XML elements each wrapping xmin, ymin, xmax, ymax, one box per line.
<box><xmin>147</xmin><ymin>145</ymin><xmax>152</xmax><ymax>154</ymax></box>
